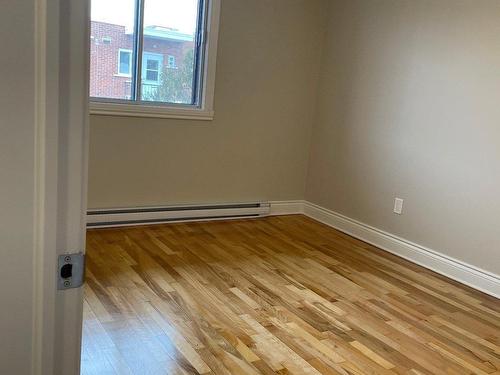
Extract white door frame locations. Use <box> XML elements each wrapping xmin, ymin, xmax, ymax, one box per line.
<box><xmin>33</xmin><ymin>0</ymin><xmax>89</xmax><ymax>373</ymax></box>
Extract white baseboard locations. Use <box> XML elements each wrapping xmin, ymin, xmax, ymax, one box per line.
<box><xmin>269</xmin><ymin>200</ymin><xmax>306</xmax><ymax>216</ymax></box>
<box><xmin>302</xmin><ymin>201</ymin><xmax>500</xmax><ymax>299</ymax></box>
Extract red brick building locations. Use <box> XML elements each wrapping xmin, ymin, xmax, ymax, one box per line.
<box><xmin>90</xmin><ymin>21</ymin><xmax>194</xmax><ymax>100</ymax></box>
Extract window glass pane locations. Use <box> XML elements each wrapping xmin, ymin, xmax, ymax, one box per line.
<box><xmin>141</xmin><ymin>0</ymin><xmax>200</xmax><ymax>104</ymax></box>
<box><xmin>146</xmin><ymin>69</ymin><xmax>158</xmax><ymax>82</ymax></box>
<box><xmin>119</xmin><ymin>50</ymin><xmax>132</xmax><ymax>75</ymax></box>
<box><xmin>147</xmin><ymin>59</ymin><xmax>158</xmax><ymax>70</ymax></box>
<box><xmin>90</xmin><ymin>0</ymin><xmax>136</xmax><ymax>100</ymax></box>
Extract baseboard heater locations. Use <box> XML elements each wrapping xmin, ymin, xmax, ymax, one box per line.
<box><xmin>87</xmin><ymin>202</ymin><xmax>271</xmax><ymax>228</ymax></box>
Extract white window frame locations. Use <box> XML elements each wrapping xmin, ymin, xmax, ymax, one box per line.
<box><xmin>90</xmin><ymin>0</ymin><xmax>220</xmax><ymax>121</ymax></box>
<box><xmin>116</xmin><ymin>48</ymin><xmax>133</xmax><ymax>77</ymax></box>
<box><xmin>142</xmin><ymin>52</ymin><xmax>163</xmax><ymax>84</ymax></box>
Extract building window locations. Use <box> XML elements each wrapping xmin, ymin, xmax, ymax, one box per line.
<box><xmin>118</xmin><ymin>49</ymin><xmax>132</xmax><ymax>76</ymax></box>
<box><xmin>89</xmin><ymin>0</ymin><xmax>221</xmax><ymax>120</ymax></box>
<box><xmin>143</xmin><ymin>53</ymin><xmax>162</xmax><ymax>83</ymax></box>
<box><xmin>167</xmin><ymin>55</ymin><xmax>176</xmax><ymax>69</ymax></box>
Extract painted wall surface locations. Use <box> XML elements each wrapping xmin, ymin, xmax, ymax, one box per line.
<box><xmin>88</xmin><ymin>0</ymin><xmax>328</xmax><ymax>208</ymax></box>
<box><xmin>0</xmin><ymin>0</ymin><xmax>35</xmax><ymax>373</ymax></box>
<box><xmin>306</xmin><ymin>0</ymin><xmax>500</xmax><ymax>274</ymax></box>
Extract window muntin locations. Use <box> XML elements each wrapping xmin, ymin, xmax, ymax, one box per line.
<box><xmin>90</xmin><ymin>0</ymin><xmax>205</xmax><ymax>106</ymax></box>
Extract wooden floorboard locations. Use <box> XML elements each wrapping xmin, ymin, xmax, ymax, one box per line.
<box><xmin>81</xmin><ymin>215</ymin><xmax>500</xmax><ymax>375</ymax></box>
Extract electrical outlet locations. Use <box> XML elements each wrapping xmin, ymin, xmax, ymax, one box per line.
<box><xmin>393</xmin><ymin>198</ymin><xmax>404</xmax><ymax>215</ymax></box>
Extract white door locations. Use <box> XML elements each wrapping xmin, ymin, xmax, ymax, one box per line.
<box><xmin>0</xmin><ymin>0</ymin><xmax>89</xmax><ymax>374</ymax></box>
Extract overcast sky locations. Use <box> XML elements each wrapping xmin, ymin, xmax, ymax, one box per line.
<box><xmin>91</xmin><ymin>0</ymin><xmax>199</xmax><ymax>33</ymax></box>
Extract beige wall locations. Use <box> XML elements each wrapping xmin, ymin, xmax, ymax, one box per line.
<box><xmin>89</xmin><ymin>0</ymin><xmax>500</xmax><ymax>275</ymax></box>
<box><xmin>306</xmin><ymin>0</ymin><xmax>500</xmax><ymax>275</ymax></box>
<box><xmin>88</xmin><ymin>0</ymin><xmax>328</xmax><ymax>208</ymax></box>
<box><xmin>0</xmin><ymin>1</ymin><xmax>35</xmax><ymax>373</ymax></box>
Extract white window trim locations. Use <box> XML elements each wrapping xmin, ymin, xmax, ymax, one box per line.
<box><xmin>90</xmin><ymin>0</ymin><xmax>220</xmax><ymax>121</ymax></box>
<box><xmin>116</xmin><ymin>48</ymin><xmax>133</xmax><ymax>77</ymax></box>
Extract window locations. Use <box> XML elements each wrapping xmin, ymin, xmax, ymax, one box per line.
<box><xmin>143</xmin><ymin>53</ymin><xmax>162</xmax><ymax>84</ymax></box>
<box><xmin>145</xmin><ymin>59</ymin><xmax>160</xmax><ymax>81</ymax></box>
<box><xmin>167</xmin><ymin>55</ymin><xmax>176</xmax><ymax>69</ymax></box>
<box><xmin>89</xmin><ymin>0</ymin><xmax>221</xmax><ymax>120</ymax></box>
<box><xmin>118</xmin><ymin>49</ymin><xmax>132</xmax><ymax>76</ymax></box>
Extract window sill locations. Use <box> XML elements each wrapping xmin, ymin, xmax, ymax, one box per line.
<box><xmin>89</xmin><ymin>101</ymin><xmax>214</xmax><ymax>121</ymax></box>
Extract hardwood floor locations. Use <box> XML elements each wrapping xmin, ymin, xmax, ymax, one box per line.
<box><xmin>81</xmin><ymin>215</ymin><xmax>500</xmax><ymax>375</ymax></box>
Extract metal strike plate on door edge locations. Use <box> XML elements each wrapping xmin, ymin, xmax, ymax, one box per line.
<box><xmin>57</xmin><ymin>253</ymin><xmax>85</xmax><ymax>290</ymax></box>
